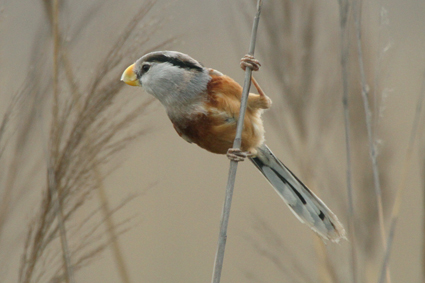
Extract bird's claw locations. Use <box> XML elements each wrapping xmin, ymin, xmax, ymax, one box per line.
<box><xmin>240</xmin><ymin>54</ymin><xmax>261</xmax><ymax>71</ymax></box>
<box><xmin>227</xmin><ymin>148</ymin><xmax>254</xmax><ymax>162</ymax></box>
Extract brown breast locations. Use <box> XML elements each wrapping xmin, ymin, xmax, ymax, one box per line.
<box><xmin>172</xmin><ymin>73</ymin><xmax>265</xmax><ymax>155</ymax></box>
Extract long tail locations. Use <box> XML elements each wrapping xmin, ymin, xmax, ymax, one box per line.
<box><xmin>249</xmin><ymin>144</ymin><xmax>346</xmax><ymax>242</ymax></box>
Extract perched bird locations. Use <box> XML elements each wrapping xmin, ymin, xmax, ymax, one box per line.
<box><xmin>121</xmin><ymin>51</ymin><xmax>346</xmax><ymax>242</ymax></box>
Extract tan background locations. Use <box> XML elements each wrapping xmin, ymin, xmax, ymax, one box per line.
<box><xmin>1</xmin><ymin>0</ymin><xmax>425</xmax><ymax>282</ymax></box>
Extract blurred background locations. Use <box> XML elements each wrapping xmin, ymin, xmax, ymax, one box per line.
<box><xmin>1</xmin><ymin>0</ymin><xmax>425</xmax><ymax>282</ymax></box>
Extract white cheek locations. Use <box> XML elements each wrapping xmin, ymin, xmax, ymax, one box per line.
<box><xmin>143</xmin><ymin>65</ymin><xmax>181</xmax><ymax>89</ymax></box>
<box><xmin>140</xmin><ymin>65</ymin><xmax>185</xmax><ymax>106</ymax></box>
<box><xmin>140</xmin><ymin>74</ymin><xmax>155</xmax><ymax>95</ymax></box>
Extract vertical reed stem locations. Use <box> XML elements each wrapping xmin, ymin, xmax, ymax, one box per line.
<box><xmin>338</xmin><ymin>1</ymin><xmax>357</xmax><ymax>282</ymax></box>
<box><xmin>51</xmin><ymin>1</ymin><xmax>75</xmax><ymax>282</ymax></box>
<box><xmin>211</xmin><ymin>1</ymin><xmax>263</xmax><ymax>282</ymax></box>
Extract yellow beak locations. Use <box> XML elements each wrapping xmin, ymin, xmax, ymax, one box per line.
<box><xmin>121</xmin><ymin>64</ymin><xmax>140</xmax><ymax>86</ymax></box>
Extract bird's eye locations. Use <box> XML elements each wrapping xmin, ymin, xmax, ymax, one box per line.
<box><xmin>141</xmin><ymin>64</ymin><xmax>150</xmax><ymax>72</ymax></box>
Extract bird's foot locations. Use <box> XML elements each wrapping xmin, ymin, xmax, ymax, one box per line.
<box><xmin>227</xmin><ymin>148</ymin><xmax>254</xmax><ymax>162</ymax></box>
<box><xmin>240</xmin><ymin>54</ymin><xmax>261</xmax><ymax>71</ymax></box>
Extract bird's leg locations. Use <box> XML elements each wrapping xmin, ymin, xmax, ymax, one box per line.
<box><xmin>226</xmin><ymin>148</ymin><xmax>254</xmax><ymax>162</ymax></box>
<box><xmin>248</xmin><ymin>77</ymin><xmax>272</xmax><ymax>109</ymax></box>
<box><xmin>251</xmin><ymin>76</ymin><xmax>267</xmax><ymax>98</ymax></box>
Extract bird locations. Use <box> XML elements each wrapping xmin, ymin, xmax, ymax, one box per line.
<box><xmin>121</xmin><ymin>50</ymin><xmax>346</xmax><ymax>242</ymax></box>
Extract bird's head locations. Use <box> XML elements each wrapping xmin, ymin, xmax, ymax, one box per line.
<box><xmin>121</xmin><ymin>51</ymin><xmax>210</xmax><ymax>109</ymax></box>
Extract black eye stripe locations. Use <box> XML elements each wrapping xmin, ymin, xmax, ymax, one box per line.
<box><xmin>145</xmin><ymin>54</ymin><xmax>203</xmax><ymax>72</ymax></box>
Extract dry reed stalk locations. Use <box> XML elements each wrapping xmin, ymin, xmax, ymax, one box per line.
<box><xmin>338</xmin><ymin>1</ymin><xmax>358</xmax><ymax>282</ymax></box>
<box><xmin>7</xmin><ymin>1</ymin><xmax>174</xmax><ymax>282</ymax></box>
<box><xmin>49</xmin><ymin>0</ymin><xmax>75</xmax><ymax>282</ymax></box>
<box><xmin>253</xmin><ymin>0</ymin><xmax>355</xmax><ymax>281</ymax></box>
<box><xmin>211</xmin><ymin>2</ymin><xmax>263</xmax><ymax>283</ymax></box>
<box><xmin>95</xmin><ymin>172</ymin><xmax>131</xmax><ymax>283</ymax></box>
<box><xmin>378</xmin><ymin>65</ymin><xmax>425</xmax><ymax>283</ymax></box>
<box><xmin>231</xmin><ymin>0</ymin><xmax>394</xmax><ymax>282</ymax></box>
<box><xmin>352</xmin><ymin>1</ymin><xmax>390</xmax><ymax>282</ymax></box>
<box><xmin>42</xmin><ymin>3</ymin><xmax>135</xmax><ymax>280</ymax></box>
<box><xmin>423</xmin><ymin>157</ymin><xmax>425</xmax><ymax>283</ymax></box>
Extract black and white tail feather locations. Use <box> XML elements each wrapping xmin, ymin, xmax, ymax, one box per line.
<box><xmin>250</xmin><ymin>145</ymin><xmax>346</xmax><ymax>243</ymax></box>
